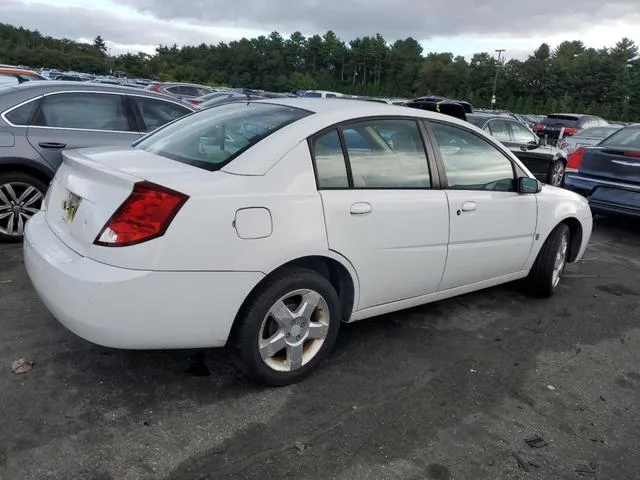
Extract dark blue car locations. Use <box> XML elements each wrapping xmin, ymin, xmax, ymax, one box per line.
<box><xmin>564</xmin><ymin>124</ymin><xmax>640</xmax><ymax>217</ymax></box>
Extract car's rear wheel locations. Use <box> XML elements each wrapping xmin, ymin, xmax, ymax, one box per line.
<box><xmin>526</xmin><ymin>223</ymin><xmax>570</xmax><ymax>298</ymax></box>
<box><xmin>0</xmin><ymin>172</ymin><xmax>47</xmax><ymax>242</ymax></box>
<box><xmin>547</xmin><ymin>159</ymin><xmax>566</xmax><ymax>187</ymax></box>
<box><xmin>235</xmin><ymin>267</ymin><xmax>341</xmax><ymax>386</ymax></box>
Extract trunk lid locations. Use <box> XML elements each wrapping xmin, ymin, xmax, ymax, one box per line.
<box><xmin>579</xmin><ymin>147</ymin><xmax>640</xmax><ymax>185</ymax></box>
<box><xmin>45</xmin><ymin>147</ymin><xmax>208</xmax><ymax>256</ymax></box>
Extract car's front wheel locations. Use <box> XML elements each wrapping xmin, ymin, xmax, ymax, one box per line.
<box><xmin>0</xmin><ymin>172</ymin><xmax>47</xmax><ymax>243</ymax></box>
<box><xmin>526</xmin><ymin>223</ymin><xmax>570</xmax><ymax>298</ymax></box>
<box><xmin>547</xmin><ymin>159</ymin><xmax>566</xmax><ymax>187</ymax></box>
<box><xmin>235</xmin><ymin>267</ymin><xmax>341</xmax><ymax>386</ymax></box>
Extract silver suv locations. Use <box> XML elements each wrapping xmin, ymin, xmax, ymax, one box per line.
<box><xmin>0</xmin><ymin>81</ymin><xmax>194</xmax><ymax>242</ymax></box>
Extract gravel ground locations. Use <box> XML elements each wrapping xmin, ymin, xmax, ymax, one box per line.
<box><xmin>1</xmin><ymin>216</ymin><xmax>639</xmax><ymax>480</ymax></box>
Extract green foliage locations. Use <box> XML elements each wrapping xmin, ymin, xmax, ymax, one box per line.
<box><xmin>0</xmin><ymin>23</ymin><xmax>638</xmax><ymax>120</ymax></box>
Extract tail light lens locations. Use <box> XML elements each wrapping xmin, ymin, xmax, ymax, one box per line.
<box><xmin>563</xmin><ymin>127</ymin><xmax>579</xmax><ymax>136</ymax></box>
<box><xmin>623</xmin><ymin>150</ymin><xmax>640</xmax><ymax>158</ymax></box>
<box><xmin>534</xmin><ymin>124</ymin><xmax>545</xmax><ymax>131</ymax></box>
<box><xmin>94</xmin><ymin>181</ymin><xmax>188</xmax><ymax>247</ymax></box>
<box><xmin>187</xmin><ymin>100</ymin><xmax>201</xmax><ymax>106</ymax></box>
<box><xmin>566</xmin><ymin>147</ymin><xmax>585</xmax><ymax>173</ymax></box>
<box><xmin>151</xmin><ymin>84</ymin><xmax>162</xmax><ymax>92</ymax></box>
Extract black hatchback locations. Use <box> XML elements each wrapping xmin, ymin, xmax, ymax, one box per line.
<box><xmin>533</xmin><ymin>113</ymin><xmax>608</xmax><ymax>144</ymax></box>
<box><xmin>467</xmin><ymin>113</ymin><xmax>568</xmax><ymax>186</ymax></box>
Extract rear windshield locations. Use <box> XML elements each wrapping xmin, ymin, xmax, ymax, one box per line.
<box><xmin>574</xmin><ymin>126</ymin><xmax>620</xmax><ymax>139</ymax></box>
<box><xmin>541</xmin><ymin>114</ymin><xmax>580</xmax><ymax>126</ymax></box>
<box><xmin>466</xmin><ymin>115</ymin><xmax>489</xmax><ymax>127</ymax></box>
<box><xmin>134</xmin><ymin>102</ymin><xmax>312</xmax><ymax>171</ymax></box>
<box><xmin>598</xmin><ymin>126</ymin><xmax>640</xmax><ymax>148</ymax></box>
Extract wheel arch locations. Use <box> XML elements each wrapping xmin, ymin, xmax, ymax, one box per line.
<box><xmin>560</xmin><ymin>216</ymin><xmax>583</xmax><ymax>263</ymax></box>
<box><xmin>227</xmin><ymin>254</ymin><xmax>359</xmax><ymax>346</ymax></box>
<box><xmin>0</xmin><ymin>157</ymin><xmax>55</xmax><ymax>187</ymax></box>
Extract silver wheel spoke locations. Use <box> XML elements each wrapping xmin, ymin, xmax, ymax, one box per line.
<box><xmin>4</xmin><ymin>184</ymin><xmax>18</xmax><ymax>203</ymax></box>
<box><xmin>259</xmin><ymin>332</ymin><xmax>287</xmax><ymax>361</ymax></box>
<box><xmin>23</xmin><ymin>206</ymin><xmax>40</xmax><ymax>215</ymax></box>
<box><xmin>295</xmin><ymin>290</ymin><xmax>321</xmax><ymax>321</ymax></box>
<box><xmin>0</xmin><ymin>203</ymin><xmax>10</xmax><ymax>211</ymax></box>
<box><xmin>308</xmin><ymin>322</ymin><xmax>329</xmax><ymax>340</ymax></box>
<box><xmin>23</xmin><ymin>190</ymin><xmax>43</xmax><ymax>208</ymax></box>
<box><xmin>0</xmin><ymin>211</ymin><xmax>12</xmax><ymax>220</ymax></box>
<box><xmin>0</xmin><ymin>187</ymin><xmax>10</xmax><ymax>205</ymax></box>
<box><xmin>286</xmin><ymin>342</ymin><xmax>304</xmax><ymax>370</ymax></box>
<box><xmin>16</xmin><ymin>214</ymin><xmax>24</xmax><ymax>235</ymax></box>
<box><xmin>268</xmin><ymin>300</ymin><xmax>294</xmax><ymax>329</ymax></box>
<box><xmin>17</xmin><ymin>186</ymin><xmax>35</xmax><ymax>204</ymax></box>
<box><xmin>6</xmin><ymin>212</ymin><xmax>15</xmax><ymax>234</ymax></box>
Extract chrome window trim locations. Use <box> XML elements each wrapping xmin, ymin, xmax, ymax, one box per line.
<box><xmin>1</xmin><ymin>90</ymin><xmax>194</xmax><ymax>133</ymax></box>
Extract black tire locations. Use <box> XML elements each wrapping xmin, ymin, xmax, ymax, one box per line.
<box><xmin>547</xmin><ymin>159</ymin><xmax>566</xmax><ymax>187</ymax></box>
<box><xmin>235</xmin><ymin>267</ymin><xmax>341</xmax><ymax>386</ymax></box>
<box><xmin>0</xmin><ymin>172</ymin><xmax>48</xmax><ymax>243</ymax></box>
<box><xmin>526</xmin><ymin>223</ymin><xmax>570</xmax><ymax>298</ymax></box>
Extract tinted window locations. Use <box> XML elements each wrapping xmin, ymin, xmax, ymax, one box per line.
<box><xmin>541</xmin><ymin>115</ymin><xmax>580</xmax><ymax>127</ymax></box>
<box><xmin>431</xmin><ymin>122</ymin><xmax>515</xmax><ymax>191</ymax></box>
<box><xmin>325</xmin><ymin>93</ymin><xmax>337</xmax><ymax>98</ymax></box>
<box><xmin>134</xmin><ymin>102</ymin><xmax>311</xmax><ymax>171</ymax></box>
<box><xmin>304</xmin><ymin>92</ymin><xmax>322</xmax><ymax>98</ymax></box>
<box><xmin>488</xmin><ymin>120</ymin><xmax>511</xmax><ymax>141</ymax></box>
<box><xmin>342</xmin><ymin>119</ymin><xmax>430</xmax><ymax>188</ymax></box>
<box><xmin>132</xmin><ymin>96</ymin><xmax>191</xmax><ymax>132</ymax></box>
<box><xmin>164</xmin><ymin>86</ymin><xmax>180</xmax><ymax>94</ymax></box>
<box><xmin>599</xmin><ymin>126</ymin><xmax>640</xmax><ymax>148</ymax></box>
<box><xmin>466</xmin><ymin>115</ymin><xmax>489</xmax><ymax>128</ymax></box>
<box><xmin>34</xmin><ymin>93</ymin><xmax>131</xmax><ymax>131</ymax></box>
<box><xmin>178</xmin><ymin>86</ymin><xmax>199</xmax><ymax>97</ymax></box>
<box><xmin>313</xmin><ymin>129</ymin><xmax>349</xmax><ymax>188</ymax></box>
<box><xmin>510</xmin><ymin>121</ymin><xmax>538</xmax><ymax>143</ymax></box>
<box><xmin>4</xmin><ymin>99</ymin><xmax>38</xmax><ymax>125</ymax></box>
<box><xmin>197</xmin><ymin>87</ymin><xmax>212</xmax><ymax>96</ymax></box>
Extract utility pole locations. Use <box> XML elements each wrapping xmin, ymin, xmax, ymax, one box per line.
<box><xmin>490</xmin><ymin>49</ymin><xmax>505</xmax><ymax>110</ymax></box>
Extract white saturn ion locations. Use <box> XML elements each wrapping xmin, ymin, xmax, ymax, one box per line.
<box><xmin>24</xmin><ymin>99</ymin><xmax>593</xmax><ymax>385</ymax></box>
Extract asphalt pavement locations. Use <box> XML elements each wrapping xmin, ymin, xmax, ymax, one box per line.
<box><xmin>1</xmin><ymin>216</ymin><xmax>640</xmax><ymax>480</ymax></box>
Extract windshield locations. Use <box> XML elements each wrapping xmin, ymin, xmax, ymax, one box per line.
<box><xmin>598</xmin><ymin>126</ymin><xmax>640</xmax><ymax>148</ymax></box>
<box><xmin>134</xmin><ymin>102</ymin><xmax>312</xmax><ymax>171</ymax></box>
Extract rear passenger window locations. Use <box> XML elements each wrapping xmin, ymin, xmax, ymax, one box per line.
<box><xmin>132</xmin><ymin>96</ymin><xmax>191</xmax><ymax>132</ymax></box>
<box><xmin>313</xmin><ymin>129</ymin><xmax>349</xmax><ymax>188</ymax></box>
<box><xmin>4</xmin><ymin>99</ymin><xmax>38</xmax><ymax>126</ymax></box>
<box><xmin>33</xmin><ymin>93</ymin><xmax>132</xmax><ymax>131</ymax></box>
<box><xmin>343</xmin><ymin>119</ymin><xmax>430</xmax><ymax>188</ymax></box>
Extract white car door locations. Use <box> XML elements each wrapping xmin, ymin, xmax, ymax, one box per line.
<box><xmin>428</xmin><ymin>121</ymin><xmax>538</xmax><ymax>291</ymax></box>
<box><xmin>311</xmin><ymin>118</ymin><xmax>450</xmax><ymax>310</ymax></box>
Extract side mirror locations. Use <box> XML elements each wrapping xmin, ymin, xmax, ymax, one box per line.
<box><xmin>527</xmin><ymin>139</ymin><xmax>540</xmax><ymax>149</ymax></box>
<box><xmin>518</xmin><ymin>177</ymin><xmax>541</xmax><ymax>194</ymax></box>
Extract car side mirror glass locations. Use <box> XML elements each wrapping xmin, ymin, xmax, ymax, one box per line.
<box><xmin>527</xmin><ymin>139</ymin><xmax>539</xmax><ymax>149</ymax></box>
<box><xmin>518</xmin><ymin>177</ymin><xmax>541</xmax><ymax>194</ymax></box>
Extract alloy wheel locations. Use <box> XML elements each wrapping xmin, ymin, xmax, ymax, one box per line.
<box><xmin>258</xmin><ymin>289</ymin><xmax>330</xmax><ymax>372</ymax></box>
<box><xmin>551</xmin><ymin>161</ymin><xmax>565</xmax><ymax>186</ymax></box>
<box><xmin>552</xmin><ymin>233</ymin><xmax>568</xmax><ymax>288</ymax></box>
<box><xmin>0</xmin><ymin>182</ymin><xmax>44</xmax><ymax>238</ymax></box>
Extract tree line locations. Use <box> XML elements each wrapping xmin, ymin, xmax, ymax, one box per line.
<box><xmin>1</xmin><ymin>23</ymin><xmax>638</xmax><ymax>121</ymax></box>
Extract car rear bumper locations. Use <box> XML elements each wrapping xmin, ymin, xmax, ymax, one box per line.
<box><xmin>565</xmin><ymin>174</ymin><xmax>640</xmax><ymax>218</ymax></box>
<box><xmin>23</xmin><ymin>212</ymin><xmax>264</xmax><ymax>349</ymax></box>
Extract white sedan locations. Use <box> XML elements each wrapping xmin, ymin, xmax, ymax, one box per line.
<box><xmin>23</xmin><ymin>99</ymin><xmax>593</xmax><ymax>386</ymax></box>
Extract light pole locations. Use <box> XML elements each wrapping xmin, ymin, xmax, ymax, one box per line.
<box><xmin>490</xmin><ymin>49</ymin><xmax>505</xmax><ymax>110</ymax></box>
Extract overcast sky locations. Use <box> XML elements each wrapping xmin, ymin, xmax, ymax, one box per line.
<box><xmin>3</xmin><ymin>0</ymin><xmax>639</xmax><ymax>60</ymax></box>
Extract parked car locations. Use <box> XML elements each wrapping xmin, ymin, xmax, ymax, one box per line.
<box><xmin>467</xmin><ymin>113</ymin><xmax>568</xmax><ymax>186</ymax></box>
<box><xmin>144</xmin><ymin>82</ymin><xmax>216</xmax><ymax>102</ymax></box>
<box><xmin>558</xmin><ymin>125</ymin><xmax>623</xmax><ymax>153</ymax></box>
<box><xmin>534</xmin><ymin>113</ymin><xmax>608</xmax><ymax>144</ymax></box>
<box><xmin>0</xmin><ymin>81</ymin><xmax>195</xmax><ymax>241</ymax></box>
<box><xmin>23</xmin><ymin>99</ymin><xmax>592</xmax><ymax>386</ymax></box>
<box><xmin>0</xmin><ymin>67</ymin><xmax>46</xmax><ymax>83</ymax></box>
<box><xmin>302</xmin><ymin>90</ymin><xmax>344</xmax><ymax>98</ymax></box>
<box><xmin>565</xmin><ymin>124</ymin><xmax>640</xmax><ymax>217</ymax></box>
<box><xmin>195</xmin><ymin>93</ymin><xmax>267</xmax><ymax>109</ymax></box>
<box><xmin>186</xmin><ymin>89</ymin><xmax>234</xmax><ymax>107</ymax></box>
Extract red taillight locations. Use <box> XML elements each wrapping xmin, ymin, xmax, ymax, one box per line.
<box><xmin>563</xmin><ymin>127</ymin><xmax>579</xmax><ymax>136</ymax></box>
<box><xmin>566</xmin><ymin>147</ymin><xmax>585</xmax><ymax>172</ymax></box>
<box><xmin>623</xmin><ymin>150</ymin><xmax>640</xmax><ymax>158</ymax></box>
<box><xmin>534</xmin><ymin>124</ymin><xmax>545</xmax><ymax>131</ymax></box>
<box><xmin>188</xmin><ymin>100</ymin><xmax>201</xmax><ymax>106</ymax></box>
<box><xmin>151</xmin><ymin>84</ymin><xmax>162</xmax><ymax>92</ymax></box>
<box><xmin>94</xmin><ymin>181</ymin><xmax>188</xmax><ymax>247</ymax></box>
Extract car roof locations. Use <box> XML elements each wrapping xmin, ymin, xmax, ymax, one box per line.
<box><xmin>0</xmin><ymin>81</ymin><xmax>191</xmax><ymax>105</ymax></box>
<box><xmin>0</xmin><ymin>67</ymin><xmax>40</xmax><ymax>75</ymax></box>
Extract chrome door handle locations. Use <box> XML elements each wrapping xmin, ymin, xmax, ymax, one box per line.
<box><xmin>350</xmin><ymin>202</ymin><xmax>372</xmax><ymax>215</ymax></box>
<box><xmin>461</xmin><ymin>201</ymin><xmax>477</xmax><ymax>212</ymax></box>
